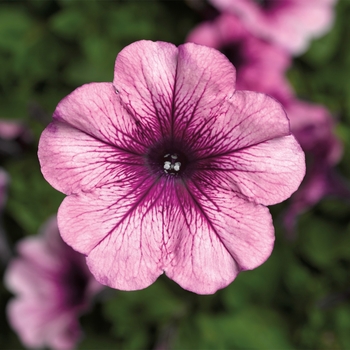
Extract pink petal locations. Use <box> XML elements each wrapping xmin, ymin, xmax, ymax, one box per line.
<box><xmin>51</xmin><ymin>82</ymin><xmax>154</xmax><ymax>150</ymax></box>
<box><xmin>4</xmin><ymin>216</ymin><xmax>102</xmax><ymax>350</ymax></box>
<box><xmin>5</xmin><ymin>259</ymin><xmax>55</xmax><ymax>298</ymax></box>
<box><xmin>113</xmin><ymin>41</ymin><xmax>237</xmax><ymax>143</ymax></box>
<box><xmin>210</xmin><ymin>0</ymin><xmax>337</xmax><ymax>54</ymax></box>
<box><xmin>7</xmin><ymin>299</ymin><xmax>80</xmax><ymax>350</ymax></box>
<box><xmin>165</xmin><ymin>183</ymin><xmax>274</xmax><ymax>294</ymax></box>
<box><xmin>285</xmin><ymin>99</ymin><xmax>342</xmax><ymax>165</ymax></box>
<box><xmin>113</xmin><ymin>41</ymin><xmax>178</xmax><ymax>140</ymax></box>
<box><xmin>186</xmin><ymin>13</ymin><xmax>246</xmax><ymax>49</ymax></box>
<box><xmin>39</xmin><ymin>120</ymin><xmax>145</xmax><ymax>196</ymax></box>
<box><xmin>58</xmin><ymin>181</ymin><xmax>166</xmax><ymax>290</ymax></box>
<box><xmin>265</xmin><ymin>2</ymin><xmax>334</xmax><ymax>54</ymax></box>
<box><xmin>189</xmin><ymin>91</ymin><xmax>305</xmax><ymax>205</ymax></box>
<box><xmin>210</xmin><ymin>135</ymin><xmax>306</xmax><ymax>205</ymax></box>
<box><xmin>172</xmin><ymin>42</ymin><xmax>236</xmax><ymax>140</ymax></box>
<box><xmin>190</xmin><ymin>91</ymin><xmax>290</xmax><ymax>158</ymax></box>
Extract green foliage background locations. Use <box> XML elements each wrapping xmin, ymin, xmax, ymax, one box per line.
<box><xmin>1</xmin><ymin>0</ymin><xmax>350</xmax><ymax>349</ymax></box>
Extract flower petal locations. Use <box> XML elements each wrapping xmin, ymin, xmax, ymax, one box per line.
<box><xmin>7</xmin><ymin>299</ymin><xmax>80</xmax><ymax>350</ymax></box>
<box><xmin>183</xmin><ymin>91</ymin><xmax>305</xmax><ymax>206</ymax></box>
<box><xmin>172</xmin><ymin>42</ymin><xmax>236</xmax><ymax>140</ymax></box>
<box><xmin>188</xmin><ymin>91</ymin><xmax>291</xmax><ymax>161</ymax></box>
<box><xmin>199</xmin><ymin>135</ymin><xmax>305</xmax><ymax>206</ymax></box>
<box><xmin>210</xmin><ymin>0</ymin><xmax>336</xmax><ymax>54</ymax></box>
<box><xmin>39</xmin><ymin>121</ymin><xmax>145</xmax><ymax>195</ymax></box>
<box><xmin>113</xmin><ymin>41</ymin><xmax>237</xmax><ymax>142</ymax></box>
<box><xmin>113</xmin><ymin>40</ymin><xmax>178</xmax><ymax>140</ymax></box>
<box><xmin>51</xmin><ymin>82</ymin><xmax>155</xmax><ymax>150</ymax></box>
<box><xmin>57</xmin><ymin>177</ymin><xmax>166</xmax><ymax>290</ymax></box>
<box><xmin>165</xmin><ymin>179</ymin><xmax>275</xmax><ymax>294</ymax></box>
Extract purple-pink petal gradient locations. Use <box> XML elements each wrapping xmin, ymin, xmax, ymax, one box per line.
<box><xmin>4</xmin><ymin>216</ymin><xmax>102</xmax><ymax>350</ymax></box>
<box><xmin>209</xmin><ymin>0</ymin><xmax>338</xmax><ymax>55</ymax></box>
<box><xmin>38</xmin><ymin>40</ymin><xmax>305</xmax><ymax>294</ymax></box>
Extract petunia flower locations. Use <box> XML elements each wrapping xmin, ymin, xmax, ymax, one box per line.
<box><xmin>38</xmin><ymin>40</ymin><xmax>305</xmax><ymax>294</ymax></box>
<box><xmin>4</xmin><ymin>216</ymin><xmax>102</xmax><ymax>350</ymax></box>
<box><xmin>209</xmin><ymin>0</ymin><xmax>338</xmax><ymax>55</ymax></box>
<box><xmin>0</xmin><ymin>119</ymin><xmax>33</xmax><ymax>158</ymax></box>
<box><xmin>281</xmin><ymin>99</ymin><xmax>349</xmax><ymax>235</ymax></box>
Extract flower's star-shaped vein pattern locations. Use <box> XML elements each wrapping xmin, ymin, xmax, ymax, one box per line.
<box><xmin>39</xmin><ymin>41</ymin><xmax>305</xmax><ymax>294</ymax></box>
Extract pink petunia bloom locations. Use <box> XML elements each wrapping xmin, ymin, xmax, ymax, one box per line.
<box><xmin>209</xmin><ymin>0</ymin><xmax>338</xmax><ymax>55</ymax></box>
<box><xmin>0</xmin><ymin>119</ymin><xmax>33</xmax><ymax>157</ymax></box>
<box><xmin>0</xmin><ymin>120</ymin><xmax>29</xmax><ymax>140</ymax></box>
<box><xmin>4</xmin><ymin>216</ymin><xmax>102</xmax><ymax>350</ymax></box>
<box><xmin>38</xmin><ymin>40</ymin><xmax>305</xmax><ymax>294</ymax></box>
<box><xmin>281</xmin><ymin>99</ymin><xmax>348</xmax><ymax>234</ymax></box>
<box><xmin>187</xmin><ymin>13</ymin><xmax>293</xmax><ymax>101</ymax></box>
<box><xmin>285</xmin><ymin>99</ymin><xmax>342</xmax><ymax>165</ymax></box>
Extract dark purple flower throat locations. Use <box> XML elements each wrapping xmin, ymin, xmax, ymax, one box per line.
<box><xmin>146</xmin><ymin>139</ymin><xmax>193</xmax><ymax>178</ymax></box>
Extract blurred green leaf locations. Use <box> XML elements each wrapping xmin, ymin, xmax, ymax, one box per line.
<box><xmin>0</xmin><ymin>8</ymin><xmax>33</xmax><ymax>53</ymax></box>
<box><xmin>103</xmin><ymin>279</ymin><xmax>185</xmax><ymax>349</ymax></box>
<box><xmin>50</xmin><ymin>8</ymin><xmax>86</xmax><ymax>40</ymax></box>
<box><xmin>297</xmin><ymin>215</ymin><xmax>346</xmax><ymax>268</ymax></box>
<box><xmin>175</xmin><ymin>308</ymin><xmax>293</xmax><ymax>350</ymax></box>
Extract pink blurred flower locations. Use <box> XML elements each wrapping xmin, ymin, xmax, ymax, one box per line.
<box><xmin>0</xmin><ymin>119</ymin><xmax>33</xmax><ymax>157</ymax></box>
<box><xmin>187</xmin><ymin>13</ymin><xmax>293</xmax><ymax>101</ymax></box>
<box><xmin>285</xmin><ymin>99</ymin><xmax>342</xmax><ymax>165</ymax></box>
<box><xmin>38</xmin><ymin>40</ymin><xmax>305</xmax><ymax>294</ymax></box>
<box><xmin>4</xmin><ymin>216</ymin><xmax>102</xmax><ymax>350</ymax></box>
<box><xmin>0</xmin><ymin>120</ymin><xmax>29</xmax><ymax>140</ymax></box>
<box><xmin>209</xmin><ymin>0</ymin><xmax>338</xmax><ymax>55</ymax></box>
<box><xmin>186</xmin><ymin>12</ymin><xmax>246</xmax><ymax>49</ymax></box>
<box><xmin>281</xmin><ymin>99</ymin><xmax>348</xmax><ymax>233</ymax></box>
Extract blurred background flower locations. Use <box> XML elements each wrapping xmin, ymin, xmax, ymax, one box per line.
<box><xmin>1</xmin><ymin>0</ymin><xmax>350</xmax><ymax>349</ymax></box>
<box><xmin>4</xmin><ymin>216</ymin><xmax>103</xmax><ymax>350</ymax></box>
<box><xmin>209</xmin><ymin>0</ymin><xmax>338</xmax><ymax>55</ymax></box>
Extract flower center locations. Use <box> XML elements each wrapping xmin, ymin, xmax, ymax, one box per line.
<box><xmin>61</xmin><ymin>260</ymin><xmax>89</xmax><ymax>307</ymax></box>
<box><xmin>146</xmin><ymin>141</ymin><xmax>191</xmax><ymax>178</ymax></box>
<box><xmin>162</xmin><ymin>152</ymin><xmax>186</xmax><ymax>175</ymax></box>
